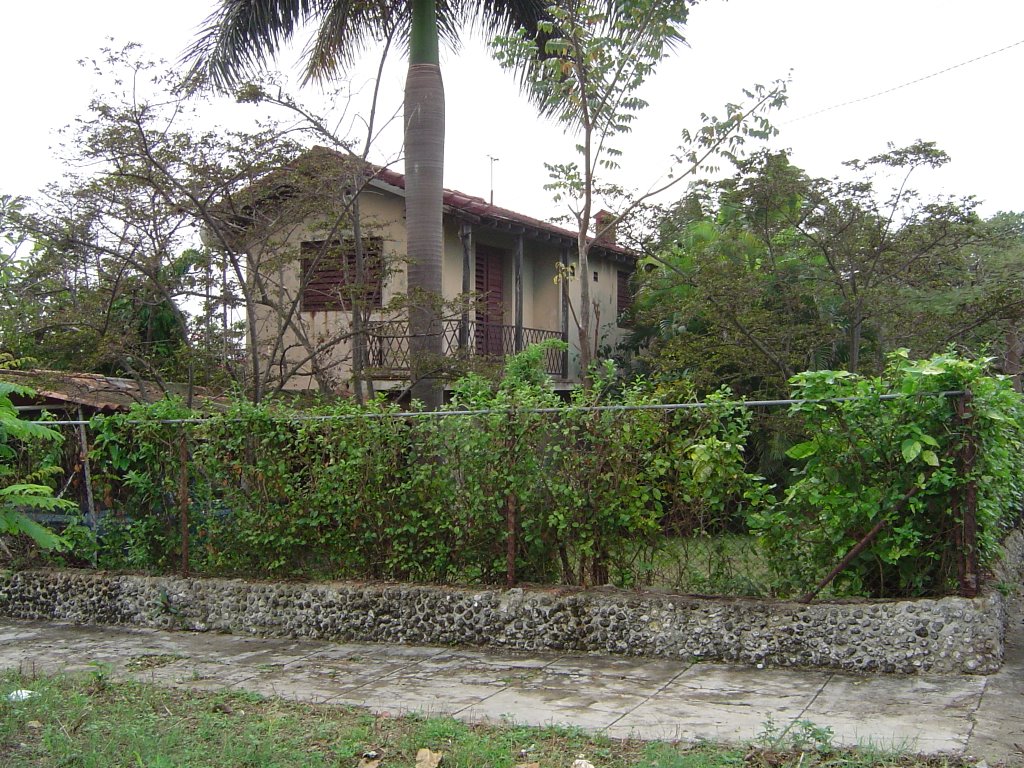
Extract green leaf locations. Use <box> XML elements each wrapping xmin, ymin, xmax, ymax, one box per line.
<box><xmin>786</xmin><ymin>441</ymin><xmax>817</xmax><ymax>460</ymax></box>
<box><xmin>921</xmin><ymin>450</ymin><xmax>940</xmax><ymax>467</ymax></box>
<box><xmin>901</xmin><ymin>439</ymin><xmax>922</xmax><ymax>463</ymax></box>
<box><xmin>0</xmin><ymin>510</ymin><xmax>67</xmax><ymax>550</ymax></box>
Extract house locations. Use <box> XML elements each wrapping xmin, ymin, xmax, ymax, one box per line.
<box><xmin>214</xmin><ymin>146</ymin><xmax>637</xmax><ymax>395</ymax></box>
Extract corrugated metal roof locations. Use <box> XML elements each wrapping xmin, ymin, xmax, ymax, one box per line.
<box><xmin>0</xmin><ymin>369</ymin><xmax>226</xmax><ymax>412</ymax></box>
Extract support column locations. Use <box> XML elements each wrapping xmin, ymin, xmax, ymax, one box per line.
<box><xmin>459</xmin><ymin>223</ymin><xmax>473</xmax><ymax>352</ymax></box>
<box><xmin>560</xmin><ymin>244</ymin><xmax>570</xmax><ymax>378</ymax></box>
<box><xmin>514</xmin><ymin>234</ymin><xmax>524</xmax><ymax>352</ymax></box>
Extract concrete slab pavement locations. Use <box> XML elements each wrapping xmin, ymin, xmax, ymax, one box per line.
<box><xmin>1</xmin><ymin>614</ymin><xmax>1020</xmax><ymax>765</ymax></box>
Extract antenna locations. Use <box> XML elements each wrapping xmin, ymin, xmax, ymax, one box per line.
<box><xmin>487</xmin><ymin>154</ymin><xmax>500</xmax><ymax>205</ymax></box>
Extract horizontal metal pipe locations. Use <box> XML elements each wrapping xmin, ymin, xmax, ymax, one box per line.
<box><xmin>31</xmin><ymin>390</ymin><xmax>967</xmax><ymax>427</ymax></box>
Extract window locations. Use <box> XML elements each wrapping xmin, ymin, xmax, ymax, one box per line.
<box><xmin>300</xmin><ymin>237</ymin><xmax>384</xmax><ymax>311</ymax></box>
<box><xmin>616</xmin><ymin>269</ymin><xmax>633</xmax><ymax>323</ymax></box>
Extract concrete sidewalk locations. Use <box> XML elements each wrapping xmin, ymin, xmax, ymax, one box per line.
<box><xmin>1</xmin><ymin>615</ymin><xmax>1021</xmax><ymax>765</ymax></box>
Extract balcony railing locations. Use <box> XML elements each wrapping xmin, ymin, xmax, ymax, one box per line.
<box><xmin>362</xmin><ymin>319</ymin><xmax>568</xmax><ymax>378</ymax></box>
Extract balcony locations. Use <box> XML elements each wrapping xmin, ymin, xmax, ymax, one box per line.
<box><xmin>362</xmin><ymin>319</ymin><xmax>568</xmax><ymax>379</ymax></box>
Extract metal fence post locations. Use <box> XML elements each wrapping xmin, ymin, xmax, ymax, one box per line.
<box><xmin>953</xmin><ymin>389</ymin><xmax>978</xmax><ymax>597</ymax></box>
<box><xmin>178</xmin><ymin>429</ymin><xmax>191</xmax><ymax>577</ymax></box>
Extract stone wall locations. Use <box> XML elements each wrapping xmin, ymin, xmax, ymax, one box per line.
<box><xmin>3</xmin><ymin>531</ymin><xmax>1021</xmax><ymax>675</ymax></box>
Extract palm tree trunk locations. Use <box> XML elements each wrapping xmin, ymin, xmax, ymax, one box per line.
<box><xmin>405</xmin><ymin>0</ymin><xmax>445</xmax><ymax>410</ymax></box>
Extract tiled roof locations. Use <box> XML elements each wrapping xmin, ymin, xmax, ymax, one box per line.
<box><xmin>303</xmin><ymin>146</ymin><xmax>636</xmax><ymax>261</ymax></box>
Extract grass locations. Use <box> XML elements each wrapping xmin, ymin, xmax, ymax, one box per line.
<box><xmin>0</xmin><ymin>670</ymin><xmax>968</xmax><ymax>768</ymax></box>
<box><xmin>614</xmin><ymin>534</ymin><xmax>774</xmax><ymax>597</ymax></box>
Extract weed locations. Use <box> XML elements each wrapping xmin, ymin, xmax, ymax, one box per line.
<box><xmin>0</xmin><ymin>670</ymin><xmax>970</xmax><ymax>768</ymax></box>
<box><xmin>124</xmin><ymin>654</ymin><xmax>184</xmax><ymax>671</ymax></box>
<box><xmin>85</xmin><ymin>660</ymin><xmax>113</xmax><ymax>692</ymax></box>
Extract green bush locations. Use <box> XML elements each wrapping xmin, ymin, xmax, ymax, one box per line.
<box><xmin>78</xmin><ymin>345</ymin><xmax>762</xmax><ymax>586</ymax></box>
<box><xmin>748</xmin><ymin>351</ymin><xmax>1023</xmax><ymax>597</ymax></box>
<box><xmin>89</xmin><ymin>397</ymin><xmax>201</xmax><ymax>571</ymax></box>
<box><xmin>73</xmin><ymin>348</ymin><xmax>1020</xmax><ymax>598</ymax></box>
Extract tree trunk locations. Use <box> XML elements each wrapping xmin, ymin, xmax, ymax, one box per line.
<box><xmin>848</xmin><ymin>297</ymin><xmax>863</xmax><ymax>373</ymax></box>
<box><xmin>245</xmin><ymin>300</ymin><xmax>263</xmax><ymax>404</ymax></box>
<box><xmin>1005</xmin><ymin>325</ymin><xmax>1023</xmax><ymax>392</ymax></box>
<box><xmin>351</xmin><ymin>195</ymin><xmax>367</xmax><ymax>404</ymax></box>
<box><xmin>577</xmin><ymin>121</ymin><xmax>595</xmax><ymax>385</ymax></box>
<box><xmin>405</xmin><ymin>0</ymin><xmax>445</xmax><ymax>410</ymax></box>
<box><xmin>578</xmin><ymin>239</ymin><xmax>592</xmax><ymax>383</ymax></box>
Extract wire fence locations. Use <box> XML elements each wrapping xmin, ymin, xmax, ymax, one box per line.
<box><xmin>16</xmin><ymin>385</ymin><xmax>994</xmax><ymax>603</ymax></box>
<box><xmin>28</xmin><ymin>390</ymin><xmax>969</xmax><ymax>427</ymax></box>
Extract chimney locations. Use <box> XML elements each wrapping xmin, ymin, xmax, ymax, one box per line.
<box><xmin>594</xmin><ymin>209</ymin><xmax>617</xmax><ymax>244</ymax></box>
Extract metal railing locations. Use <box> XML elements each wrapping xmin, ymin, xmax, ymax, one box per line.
<box><xmin>362</xmin><ymin>319</ymin><xmax>567</xmax><ymax>378</ymax></box>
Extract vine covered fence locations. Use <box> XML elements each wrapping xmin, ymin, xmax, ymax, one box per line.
<box><xmin>14</xmin><ymin>350</ymin><xmax>1024</xmax><ymax>600</ymax></box>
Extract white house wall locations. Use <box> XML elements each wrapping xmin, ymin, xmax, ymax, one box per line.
<box><xmin>251</xmin><ymin>189</ymin><xmax>407</xmax><ymax>392</ymax></box>
<box><xmin>250</xmin><ymin>185</ymin><xmax>630</xmax><ymax>391</ymax></box>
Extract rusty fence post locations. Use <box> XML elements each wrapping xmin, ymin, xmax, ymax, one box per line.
<box><xmin>178</xmin><ymin>428</ymin><xmax>190</xmax><ymax>577</ymax></box>
<box><xmin>953</xmin><ymin>389</ymin><xmax>978</xmax><ymax>597</ymax></box>
<box><xmin>505</xmin><ymin>411</ymin><xmax>518</xmax><ymax>588</ymax></box>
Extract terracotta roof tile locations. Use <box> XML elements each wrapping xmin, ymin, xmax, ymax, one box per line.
<box><xmin>308</xmin><ymin>147</ymin><xmax>636</xmax><ymax>261</ymax></box>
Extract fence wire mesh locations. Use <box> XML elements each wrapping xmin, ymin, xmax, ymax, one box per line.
<box><xmin>11</xmin><ymin>386</ymin><xmax>992</xmax><ymax>602</ymax></box>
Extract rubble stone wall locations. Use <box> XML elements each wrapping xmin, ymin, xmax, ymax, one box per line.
<box><xmin>4</xmin><ymin>530</ymin><xmax>1022</xmax><ymax>676</ymax></box>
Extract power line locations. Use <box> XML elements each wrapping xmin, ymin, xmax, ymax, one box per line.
<box><xmin>784</xmin><ymin>37</ymin><xmax>1024</xmax><ymax>125</ymax></box>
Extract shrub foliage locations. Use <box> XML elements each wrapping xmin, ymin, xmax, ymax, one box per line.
<box><xmin>750</xmin><ymin>351</ymin><xmax>1023</xmax><ymax>597</ymax></box>
<box><xmin>50</xmin><ymin>349</ymin><xmax>1024</xmax><ymax>598</ymax></box>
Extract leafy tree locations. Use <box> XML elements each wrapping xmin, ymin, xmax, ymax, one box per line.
<box><xmin>633</xmin><ymin>146</ymin><xmax>991</xmax><ymax>397</ymax></box>
<box><xmin>494</xmin><ymin>0</ymin><xmax>785</xmax><ymax>383</ymax></box>
<box><xmin>186</xmin><ymin>0</ymin><xmax>556</xmax><ymax>409</ymax></box>
<box><xmin>0</xmin><ymin>196</ymin><xmax>34</xmax><ymax>355</ymax></box>
<box><xmin>15</xmin><ymin>192</ymin><xmax>203</xmax><ymax>382</ymax></box>
<box><xmin>932</xmin><ymin>211</ymin><xmax>1024</xmax><ymax>389</ymax></box>
<box><xmin>14</xmin><ymin>47</ymin><xmax>407</xmax><ymax>402</ymax></box>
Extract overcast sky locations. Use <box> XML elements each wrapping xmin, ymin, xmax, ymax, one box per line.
<box><xmin>2</xmin><ymin>1</ymin><xmax>1022</xmax><ymax>225</ymax></box>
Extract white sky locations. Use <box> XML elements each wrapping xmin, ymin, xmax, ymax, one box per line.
<box><xmin>1</xmin><ymin>1</ymin><xmax>1022</xmax><ymax>226</ymax></box>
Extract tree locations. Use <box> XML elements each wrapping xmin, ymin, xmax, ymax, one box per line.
<box><xmin>931</xmin><ymin>211</ymin><xmax>1024</xmax><ymax>389</ymax></box>
<box><xmin>186</xmin><ymin>0</ymin><xmax>553</xmax><ymax>409</ymax></box>
<box><xmin>494</xmin><ymin>0</ymin><xmax>785</xmax><ymax>383</ymax></box>
<box><xmin>11</xmin><ymin>47</ymin><xmax>402</xmax><ymax>402</ymax></box>
<box><xmin>633</xmin><ymin>146</ymin><xmax>992</xmax><ymax>397</ymax></box>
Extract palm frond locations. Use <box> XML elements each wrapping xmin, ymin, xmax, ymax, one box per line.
<box><xmin>186</xmin><ymin>0</ymin><xmax>664</xmax><ymax>99</ymax></box>
<box><xmin>301</xmin><ymin>0</ymin><xmax>405</xmax><ymax>82</ymax></box>
<box><xmin>468</xmin><ymin>0</ymin><xmax>549</xmax><ymax>37</ymax></box>
<box><xmin>184</xmin><ymin>0</ymin><xmax>328</xmax><ymax>90</ymax></box>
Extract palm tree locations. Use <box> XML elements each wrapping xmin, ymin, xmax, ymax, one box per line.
<box><xmin>186</xmin><ymin>0</ymin><xmax>550</xmax><ymax>408</ymax></box>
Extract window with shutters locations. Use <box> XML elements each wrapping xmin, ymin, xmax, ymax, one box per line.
<box><xmin>300</xmin><ymin>237</ymin><xmax>384</xmax><ymax>311</ymax></box>
<box><xmin>616</xmin><ymin>269</ymin><xmax>633</xmax><ymax>324</ymax></box>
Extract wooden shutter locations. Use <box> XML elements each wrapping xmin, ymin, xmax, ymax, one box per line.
<box><xmin>300</xmin><ymin>238</ymin><xmax>383</xmax><ymax>311</ymax></box>
<box><xmin>475</xmin><ymin>245</ymin><xmax>506</xmax><ymax>356</ymax></box>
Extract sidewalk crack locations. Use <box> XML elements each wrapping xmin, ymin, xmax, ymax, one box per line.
<box><xmin>794</xmin><ymin>672</ymin><xmax>832</xmax><ymax>723</ymax></box>
<box><xmin>963</xmin><ymin>675</ymin><xmax>990</xmax><ymax>755</ymax></box>
<box><xmin>451</xmin><ymin>653</ymin><xmax>567</xmax><ymax>717</ymax></box>
<box><xmin>601</xmin><ymin>659</ymin><xmax>695</xmax><ymax>735</ymax></box>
